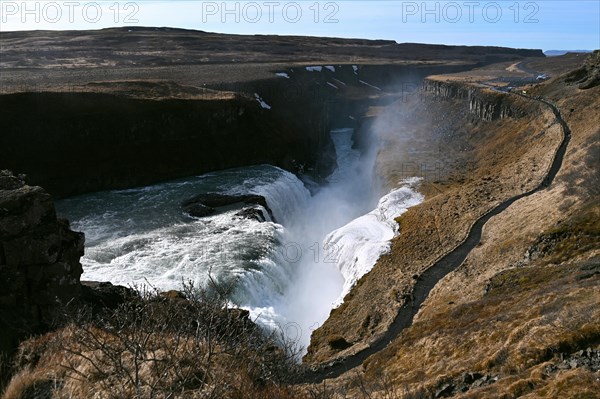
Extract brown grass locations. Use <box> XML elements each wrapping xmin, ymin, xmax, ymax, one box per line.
<box><xmin>355</xmin><ymin>197</ymin><xmax>600</xmax><ymax>397</ymax></box>
<box><xmin>2</xmin><ymin>285</ymin><xmax>303</xmax><ymax>399</ymax></box>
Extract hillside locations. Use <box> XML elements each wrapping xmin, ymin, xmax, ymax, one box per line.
<box><xmin>305</xmin><ymin>51</ymin><xmax>600</xmax><ymax>397</ymax></box>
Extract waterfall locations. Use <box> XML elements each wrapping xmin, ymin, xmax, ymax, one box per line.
<box><xmin>56</xmin><ymin>128</ymin><xmax>424</xmax><ymax>355</ymax></box>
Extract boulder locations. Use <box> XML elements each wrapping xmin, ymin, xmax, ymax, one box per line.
<box><xmin>80</xmin><ymin>281</ymin><xmax>137</xmax><ymax>313</ymax></box>
<box><xmin>182</xmin><ymin>193</ymin><xmax>275</xmax><ymax>222</ymax></box>
<box><xmin>234</xmin><ymin>207</ymin><xmax>269</xmax><ymax>222</ymax></box>
<box><xmin>183</xmin><ymin>202</ymin><xmax>216</xmax><ymax>218</ymax></box>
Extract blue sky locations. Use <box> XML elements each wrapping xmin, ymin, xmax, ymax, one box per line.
<box><xmin>1</xmin><ymin>1</ymin><xmax>598</xmax><ymax>50</ymax></box>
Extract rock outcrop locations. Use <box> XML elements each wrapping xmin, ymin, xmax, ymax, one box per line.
<box><xmin>0</xmin><ymin>171</ymin><xmax>84</xmax><ymax>357</ymax></box>
<box><xmin>565</xmin><ymin>50</ymin><xmax>600</xmax><ymax>89</ymax></box>
<box><xmin>182</xmin><ymin>193</ymin><xmax>274</xmax><ymax>222</ymax></box>
<box><xmin>422</xmin><ymin>79</ymin><xmax>530</xmax><ymax>121</ymax></box>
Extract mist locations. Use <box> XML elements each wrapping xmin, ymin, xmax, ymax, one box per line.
<box><xmin>247</xmin><ymin>121</ymin><xmax>423</xmax><ymax>354</ymax></box>
<box><xmin>54</xmin><ymin>97</ymin><xmax>425</xmax><ymax>358</ymax></box>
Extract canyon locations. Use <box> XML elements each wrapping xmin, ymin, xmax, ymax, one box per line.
<box><xmin>0</xmin><ymin>28</ymin><xmax>598</xmax><ymax>398</ymax></box>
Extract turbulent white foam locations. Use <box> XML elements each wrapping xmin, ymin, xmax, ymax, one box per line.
<box><xmin>57</xmin><ymin>166</ymin><xmax>308</xmax><ymax>304</ymax></box>
<box><xmin>80</xmin><ymin>211</ymin><xmax>282</xmax><ymax>294</ymax></box>
<box><xmin>326</xmin><ymin>179</ymin><xmax>423</xmax><ymax>306</ymax></box>
<box><xmin>241</xmin><ymin>128</ymin><xmax>386</xmax><ymax>353</ymax></box>
<box><xmin>225</xmin><ymin>169</ymin><xmax>311</xmax><ymax>225</ymax></box>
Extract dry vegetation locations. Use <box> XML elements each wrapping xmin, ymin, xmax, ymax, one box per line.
<box><xmin>2</xmin><ymin>283</ymin><xmax>304</xmax><ymax>399</ymax></box>
<box><xmin>363</xmin><ymin>252</ymin><xmax>600</xmax><ymax>398</ymax></box>
<box><xmin>1</xmin><ymin>284</ymin><xmax>442</xmax><ymax>399</ymax></box>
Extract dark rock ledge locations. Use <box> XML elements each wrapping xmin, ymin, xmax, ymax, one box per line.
<box><xmin>0</xmin><ymin>170</ymin><xmax>84</xmax><ymax>357</ymax></box>
<box><xmin>181</xmin><ymin>193</ymin><xmax>275</xmax><ymax>222</ymax></box>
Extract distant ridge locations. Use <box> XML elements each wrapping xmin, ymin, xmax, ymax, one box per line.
<box><xmin>545</xmin><ymin>50</ymin><xmax>593</xmax><ymax>56</ymax></box>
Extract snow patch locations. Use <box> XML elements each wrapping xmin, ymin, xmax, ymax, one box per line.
<box><xmin>306</xmin><ymin>66</ymin><xmax>323</xmax><ymax>72</ymax></box>
<box><xmin>359</xmin><ymin>79</ymin><xmax>382</xmax><ymax>91</ymax></box>
<box><xmin>352</xmin><ymin>65</ymin><xmax>359</xmax><ymax>74</ymax></box>
<box><xmin>275</xmin><ymin>72</ymin><xmax>290</xmax><ymax>79</ymax></box>
<box><xmin>254</xmin><ymin>93</ymin><xmax>271</xmax><ymax>110</ymax></box>
<box><xmin>324</xmin><ymin>65</ymin><xmax>336</xmax><ymax>72</ymax></box>
<box><xmin>326</xmin><ymin>82</ymin><xmax>339</xmax><ymax>89</ymax></box>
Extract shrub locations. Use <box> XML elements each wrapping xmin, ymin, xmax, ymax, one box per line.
<box><xmin>3</xmin><ymin>282</ymin><xmax>302</xmax><ymax>399</ymax></box>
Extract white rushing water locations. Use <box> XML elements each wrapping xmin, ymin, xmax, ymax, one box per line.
<box><xmin>327</xmin><ymin>179</ymin><xmax>423</xmax><ymax>306</ymax></box>
<box><xmin>56</xmin><ymin>128</ymin><xmax>423</xmax><ymax>354</ymax></box>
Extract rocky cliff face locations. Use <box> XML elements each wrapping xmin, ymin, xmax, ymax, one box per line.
<box><xmin>422</xmin><ymin>79</ymin><xmax>529</xmax><ymax>121</ymax></box>
<box><xmin>0</xmin><ymin>87</ymin><xmax>333</xmax><ymax>198</ymax></box>
<box><xmin>0</xmin><ymin>171</ymin><xmax>84</xmax><ymax>357</ymax></box>
<box><xmin>565</xmin><ymin>50</ymin><xmax>600</xmax><ymax>89</ymax></box>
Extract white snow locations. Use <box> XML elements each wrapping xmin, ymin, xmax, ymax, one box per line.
<box><xmin>326</xmin><ymin>82</ymin><xmax>339</xmax><ymax>89</ymax></box>
<box><xmin>275</xmin><ymin>72</ymin><xmax>290</xmax><ymax>79</ymax></box>
<box><xmin>359</xmin><ymin>79</ymin><xmax>382</xmax><ymax>91</ymax></box>
<box><xmin>325</xmin><ymin>65</ymin><xmax>336</xmax><ymax>72</ymax></box>
<box><xmin>332</xmin><ymin>78</ymin><xmax>347</xmax><ymax>86</ymax></box>
<box><xmin>306</xmin><ymin>66</ymin><xmax>323</xmax><ymax>72</ymax></box>
<box><xmin>352</xmin><ymin>65</ymin><xmax>359</xmax><ymax>74</ymax></box>
<box><xmin>254</xmin><ymin>93</ymin><xmax>271</xmax><ymax>110</ymax></box>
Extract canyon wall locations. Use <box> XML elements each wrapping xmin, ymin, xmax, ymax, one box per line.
<box><xmin>422</xmin><ymin>79</ymin><xmax>531</xmax><ymax>121</ymax></box>
<box><xmin>0</xmin><ymin>63</ymin><xmax>479</xmax><ymax>198</ymax></box>
<box><xmin>0</xmin><ymin>29</ymin><xmax>545</xmax><ymax>198</ymax></box>
<box><xmin>0</xmin><ymin>89</ymin><xmax>329</xmax><ymax>198</ymax></box>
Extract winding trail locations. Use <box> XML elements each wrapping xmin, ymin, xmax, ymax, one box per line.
<box><xmin>301</xmin><ymin>84</ymin><xmax>572</xmax><ymax>383</ymax></box>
